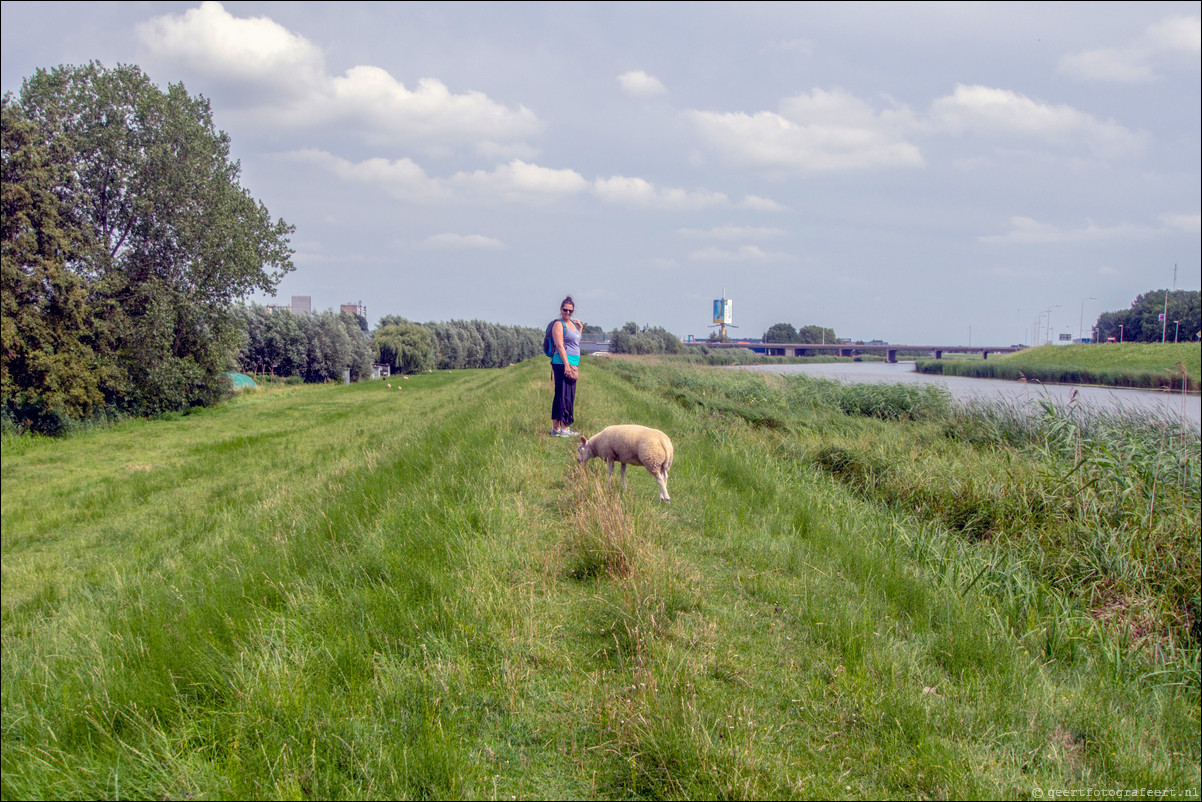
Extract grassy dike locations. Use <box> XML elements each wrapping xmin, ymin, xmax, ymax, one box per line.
<box><xmin>2</xmin><ymin>358</ymin><xmax>1199</xmax><ymax>799</ymax></box>
<box><xmin>916</xmin><ymin>343</ymin><xmax>1201</xmax><ymax>391</ymax></box>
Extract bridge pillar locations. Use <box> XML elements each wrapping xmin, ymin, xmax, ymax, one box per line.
<box><xmin>887</xmin><ymin>349</ymin><xmax>898</xmax><ymax>363</ymax></box>
<box><xmin>934</xmin><ymin>350</ymin><xmax>942</xmax><ymax>359</ymax></box>
<box><xmin>982</xmin><ymin>350</ymin><xmax>989</xmax><ymax>360</ymax></box>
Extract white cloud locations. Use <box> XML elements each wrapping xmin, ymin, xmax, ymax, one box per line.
<box><xmin>1146</xmin><ymin>15</ymin><xmax>1202</xmax><ymax>55</ymax></box>
<box><xmin>138</xmin><ymin>1</ymin><xmax>540</xmax><ymax>146</ymax></box>
<box><xmin>930</xmin><ymin>84</ymin><xmax>1144</xmax><ymax>158</ymax></box>
<box><xmin>298</xmin><ymin>150</ymin><xmax>792</xmax><ymax>214</ymax></box>
<box><xmin>617</xmin><ymin>70</ymin><xmax>668</xmax><ymax>96</ymax></box>
<box><xmin>1058</xmin><ymin>14</ymin><xmax>1201</xmax><ymax>84</ymax></box>
<box><xmin>450</xmin><ymin>160</ymin><xmax>590</xmax><ymax>204</ymax></box>
<box><xmin>1057</xmin><ymin>48</ymin><xmax>1157</xmax><ymax>84</ymax></box>
<box><xmin>678</xmin><ymin>226</ymin><xmax>787</xmax><ymax>240</ymax></box>
<box><xmin>136</xmin><ymin>1</ymin><xmax>325</xmax><ymax>95</ymax></box>
<box><xmin>739</xmin><ymin>194</ymin><xmax>787</xmax><ymax>212</ymax></box>
<box><xmin>687</xmin><ymin>88</ymin><xmax>924</xmax><ymax>172</ymax></box>
<box><xmin>592</xmin><ymin>176</ymin><xmax>729</xmax><ymax>209</ymax></box>
<box><xmin>287</xmin><ymin>149</ymin><xmax>453</xmax><ymax>203</ymax></box>
<box><xmin>1159</xmin><ymin>212</ymin><xmax>1202</xmax><ymax>233</ymax></box>
<box><xmin>979</xmin><ymin>215</ymin><xmax>1161</xmax><ymax>244</ymax></box>
<box><xmin>420</xmin><ymin>233</ymin><xmax>506</xmax><ymax>250</ymax></box>
<box><xmin>690</xmin><ymin>245</ymin><xmax>788</xmax><ymax>262</ymax></box>
<box><xmin>296</xmin><ymin>150</ymin><xmax>591</xmax><ymax>205</ymax></box>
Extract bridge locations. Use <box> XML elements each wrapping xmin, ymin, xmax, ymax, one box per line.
<box><xmin>706</xmin><ymin>342</ymin><xmax>1024</xmax><ymax>364</ymax></box>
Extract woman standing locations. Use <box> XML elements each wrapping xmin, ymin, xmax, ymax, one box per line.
<box><xmin>550</xmin><ymin>295</ymin><xmax>583</xmax><ymax>437</ymax></box>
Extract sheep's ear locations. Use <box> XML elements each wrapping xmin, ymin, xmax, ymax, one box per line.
<box><xmin>580</xmin><ymin>435</ymin><xmax>587</xmax><ymax>445</ymax></box>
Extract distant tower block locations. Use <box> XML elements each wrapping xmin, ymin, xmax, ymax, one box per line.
<box><xmin>340</xmin><ymin>301</ymin><xmax>367</xmax><ymax>318</ymax></box>
<box><xmin>291</xmin><ymin>295</ymin><xmax>312</xmax><ymax>315</ymax></box>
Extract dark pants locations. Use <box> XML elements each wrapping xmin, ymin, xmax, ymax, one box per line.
<box><xmin>551</xmin><ymin>362</ymin><xmax>576</xmax><ymax>427</ymax></box>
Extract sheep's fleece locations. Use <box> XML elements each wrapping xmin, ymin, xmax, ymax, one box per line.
<box><xmin>577</xmin><ymin>424</ymin><xmax>674</xmax><ymax>502</ymax></box>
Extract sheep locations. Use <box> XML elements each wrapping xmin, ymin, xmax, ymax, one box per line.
<box><xmin>577</xmin><ymin>425</ymin><xmax>674</xmax><ymax>503</ymax></box>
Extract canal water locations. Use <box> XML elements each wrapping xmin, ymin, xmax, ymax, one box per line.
<box><xmin>733</xmin><ymin>361</ymin><xmax>1201</xmax><ymax>428</ymax></box>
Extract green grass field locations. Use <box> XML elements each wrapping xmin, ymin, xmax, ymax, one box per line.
<box><xmin>3</xmin><ymin>358</ymin><xmax>1199</xmax><ymax>799</ymax></box>
<box><xmin>917</xmin><ymin>344</ymin><xmax>1201</xmax><ymax>391</ymax></box>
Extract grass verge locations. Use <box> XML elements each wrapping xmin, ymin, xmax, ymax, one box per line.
<box><xmin>2</xmin><ymin>357</ymin><xmax>1198</xmax><ymax>798</ymax></box>
<box><xmin>917</xmin><ymin>344</ymin><xmax>1200</xmax><ymax>391</ymax></box>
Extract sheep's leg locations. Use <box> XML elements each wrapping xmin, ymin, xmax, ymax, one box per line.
<box><xmin>654</xmin><ymin>469</ymin><xmax>670</xmax><ymax>503</ymax></box>
<box><xmin>606</xmin><ymin>459</ymin><xmax>616</xmax><ymax>482</ymax></box>
<box><xmin>620</xmin><ymin>462</ymin><xmax>628</xmax><ymax>488</ymax></box>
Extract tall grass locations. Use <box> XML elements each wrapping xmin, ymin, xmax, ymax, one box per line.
<box><xmin>3</xmin><ymin>359</ymin><xmax>1198</xmax><ymax>798</ymax></box>
<box><xmin>605</xmin><ymin>357</ymin><xmax>1200</xmax><ymax>649</ymax></box>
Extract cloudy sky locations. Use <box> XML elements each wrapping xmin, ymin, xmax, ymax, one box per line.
<box><xmin>3</xmin><ymin>1</ymin><xmax>1199</xmax><ymax>345</ymax></box>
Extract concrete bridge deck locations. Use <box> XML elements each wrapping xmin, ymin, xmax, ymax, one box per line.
<box><xmin>706</xmin><ymin>342</ymin><xmax>1023</xmax><ymax>364</ymax></box>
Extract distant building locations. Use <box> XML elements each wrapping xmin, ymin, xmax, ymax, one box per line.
<box><xmin>341</xmin><ymin>302</ymin><xmax>367</xmax><ymax>318</ymax></box>
<box><xmin>291</xmin><ymin>295</ymin><xmax>312</xmax><ymax>316</ymax></box>
<box><xmin>265</xmin><ymin>304</ymin><xmax>290</xmax><ymax>314</ymax></box>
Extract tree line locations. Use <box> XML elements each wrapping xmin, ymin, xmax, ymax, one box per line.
<box><xmin>176</xmin><ymin>307</ymin><xmax>552</xmax><ymax>382</ymax></box>
<box><xmin>372</xmin><ymin>316</ymin><xmax>544</xmax><ymax>374</ymax></box>
<box><xmin>1094</xmin><ymin>289</ymin><xmax>1200</xmax><ymax>344</ymax></box>
<box><xmin>762</xmin><ymin>323</ymin><xmax>839</xmax><ymax>344</ymax></box>
<box><xmin>232</xmin><ymin>306</ymin><xmax>373</xmax><ymax>383</ymax></box>
<box><xmin>3</xmin><ymin>63</ymin><xmax>294</xmax><ymax>433</ymax></box>
<box><xmin>606</xmin><ymin>322</ymin><xmax>683</xmax><ymax>355</ymax></box>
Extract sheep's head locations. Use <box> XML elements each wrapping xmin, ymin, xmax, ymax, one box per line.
<box><xmin>576</xmin><ymin>435</ymin><xmax>590</xmax><ymax>463</ymax></box>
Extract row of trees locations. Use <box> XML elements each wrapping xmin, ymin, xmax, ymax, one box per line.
<box><xmin>3</xmin><ymin>63</ymin><xmax>294</xmax><ymax>432</ymax></box>
<box><xmin>763</xmin><ymin>323</ymin><xmax>839</xmax><ymax>343</ymax></box>
<box><xmin>233</xmin><ymin>309</ymin><xmax>547</xmax><ymax>380</ymax></box>
<box><xmin>232</xmin><ymin>306</ymin><xmax>373</xmax><ymax>382</ymax></box>
<box><xmin>607</xmin><ymin>322</ymin><xmax>683</xmax><ymax>355</ymax></box>
<box><xmin>373</xmin><ymin>316</ymin><xmax>543</xmax><ymax>374</ymax></box>
<box><xmin>1094</xmin><ymin>289</ymin><xmax>1200</xmax><ymax>343</ymax></box>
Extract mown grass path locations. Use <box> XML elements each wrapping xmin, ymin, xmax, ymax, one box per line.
<box><xmin>2</xmin><ymin>359</ymin><xmax>1198</xmax><ymax>799</ymax></box>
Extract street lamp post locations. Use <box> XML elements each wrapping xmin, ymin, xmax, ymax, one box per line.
<box><xmin>1174</xmin><ymin>320</ymin><xmax>1180</xmax><ymax>343</ymax></box>
<box><xmin>1119</xmin><ymin>324</ymin><xmax>1124</xmax><ymax>343</ymax></box>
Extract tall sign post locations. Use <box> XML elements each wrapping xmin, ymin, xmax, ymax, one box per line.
<box><xmin>710</xmin><ymin>289</ymin><xmax>736</xmax><ymax>341</ymax></box>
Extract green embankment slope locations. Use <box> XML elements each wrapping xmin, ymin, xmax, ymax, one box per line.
<box><xmin>919</xmin><ymin>343</ymin><xmax>1200</xmax><ymax>390</ymax></box>
<box><xmin>2</xmin><ymin>359</ymin><xmax>1198</xmax><ymax>799</ymax></box>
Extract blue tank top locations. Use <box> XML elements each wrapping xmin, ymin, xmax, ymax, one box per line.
<box><xmin>551</xmin><ymin>319</ymin><xmax>581</xmax><ymax>366</ymax></box>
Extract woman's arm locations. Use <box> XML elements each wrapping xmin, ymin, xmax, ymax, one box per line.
<box><xmin>553</xmin><ymin>319</ymin><xmax>569</xmax><ymax>364</ymax></box>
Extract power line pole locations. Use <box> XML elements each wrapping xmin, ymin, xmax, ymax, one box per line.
<box><xmin>1161</xmin><ymin>265</ymin><xmax>1175</xmax><ymax>343</ymax></box>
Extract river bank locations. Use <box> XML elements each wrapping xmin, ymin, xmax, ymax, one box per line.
<box><xmin>734</xmin><ymin>360</ymin><xmax>1201</xmax><ymax>428</ymax></box>
<box><xmin>917</xmin><ymin>342</ymin><xmax>1200</xmax><ymax>392</ymax></box>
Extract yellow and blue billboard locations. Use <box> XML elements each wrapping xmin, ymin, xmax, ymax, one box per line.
<box><xmin>713</xmin><ymin>298</ymin><xmax>733</xmax><ymax>325</ymax></box>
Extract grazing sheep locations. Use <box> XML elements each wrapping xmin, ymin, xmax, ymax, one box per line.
<box><xmin>577</xmin><ymin>425</ymin><xmax>674</xmax><ymax>502</ymax></box>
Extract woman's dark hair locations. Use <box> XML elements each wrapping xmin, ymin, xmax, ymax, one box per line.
<box><xmin>560</xmin><ymin>295</ymin><xmax>575</xmax><ymax>310</ymax></box>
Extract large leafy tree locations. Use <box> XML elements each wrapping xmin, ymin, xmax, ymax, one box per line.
<box><xmin>797</xmin><ymin>324</ymin><xmax>838</xmax><ymax>344</ymax></box>
<box><xmin>375</xmin><ymin>323</ymin><xmax>435</xmax><ymax>375</ymax></box>
<box><xmin>1095</xmin><ymin>289</ymin><xmax>1200</xmax><ymax>343</ymax></box>
<box><xmin>7</xmin><ymin>62</ymin><xmax>294</xmax><ymax>419</ymax></box>
<box><xmin>764</xmin><ymin>323</ymin><xmax>798</xmax><ymax>343</ymax></box>
<box><xmin>1</xmin><ymin>97</ymin><xmax>108</xmax><ymax>429</ymax></box>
